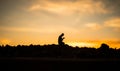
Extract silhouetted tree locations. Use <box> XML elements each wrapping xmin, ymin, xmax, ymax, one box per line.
<box><xmin>97</xmin><ymin>43</ymin><xmax>110</xmax><ymax>57</ymax></box>
<box><xmin>100</xmin><ymin>43</ymin><xmax>109</xmax><ymax>50</ymax></box>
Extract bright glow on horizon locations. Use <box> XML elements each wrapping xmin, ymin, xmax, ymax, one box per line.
<box><xmin>66</xmin><ymin>42</ymin><xmax>96</xmax><ymax>47</ymax></box>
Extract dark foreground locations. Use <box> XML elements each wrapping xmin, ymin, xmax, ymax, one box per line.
<box><xmin>0</xmin><ymin>58</ymin><xmax>120</xmax><ymax>71</ymax></box>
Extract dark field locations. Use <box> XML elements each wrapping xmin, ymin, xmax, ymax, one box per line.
<box><xmin>0</xmin><ymin>44</ymin><xmax>120</xmax><ymax>71</ymax></box>
<box><xmin>0</xmin><ymin>58</ymin><xmax>120</xmax><ymax>71</ymax></box>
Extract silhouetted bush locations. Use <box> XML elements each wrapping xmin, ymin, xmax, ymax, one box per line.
<box><xmin>0</xmin><ymin>43</ymin><xmax>120</xmax><ymax>58</ymax></box>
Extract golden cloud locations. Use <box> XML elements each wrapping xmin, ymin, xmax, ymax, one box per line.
<box><xmin>84</xmin><ymin>17</ymin><xmax>120</xmax><ymax>31</ymax></box>
<box><xmin>104</xmin><ymin>18</ymin><xmax>120</xmax><ymax>28</ymax></box>
<box><xmin>84</xmin><ymin>23</ymin><xmax>102</xmax><ymax>30</ymax></box>
<box><xmin>104</xmin><ymin>17</ymin><xmax>120</xmax><ymax>32</ymax></box>
<box><xmin>28</xmin><ymin>0</ymin><xmax>109</xmax><ymax>15</ymax></box>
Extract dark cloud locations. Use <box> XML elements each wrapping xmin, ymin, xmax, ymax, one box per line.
<box><xmin>102</xmin><ymin>0</ymin><xmax>120</xmax><ymax>17</ymax></box>
<box><xmin>0</xmin><ymin>0</ymin><xmax>34</xmax><ymax>18</ymax></box>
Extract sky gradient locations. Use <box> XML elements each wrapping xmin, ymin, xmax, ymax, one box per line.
<box><xmin>0</xmin><ymin>0</ymin><xmax>120</xmax><ymax>48</ymax></box>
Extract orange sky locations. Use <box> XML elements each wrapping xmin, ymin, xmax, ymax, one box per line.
<box><xmin>0</xmin><ymin>0</ymin><xmax>120</xmax><ymax>48</ymax></box>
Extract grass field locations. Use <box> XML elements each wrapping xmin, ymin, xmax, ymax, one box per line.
<box><xmin>0</xmin><ymin>57</ymin><xmax>120</xmax><ymax>71</ymax></box>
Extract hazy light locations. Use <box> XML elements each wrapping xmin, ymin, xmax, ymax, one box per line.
<box><xmin>66</xmin><ymin>42</ymin><xmax>96</xmax><ymax>47</ymax></box>
<box><xmin>0</xmin><ymin>39</ymin><xmax>11</xmax><ymax>45</ymax></box>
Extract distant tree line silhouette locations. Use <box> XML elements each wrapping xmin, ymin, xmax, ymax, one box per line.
<box><xmin>0</xmin><ymin>43</ymin><xmax>120</xmax><ymax>58</ymax></box>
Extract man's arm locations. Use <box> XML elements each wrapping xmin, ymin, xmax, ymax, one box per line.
<box><xmin>62</xmin><ymin>37</ymin><xmax>65</xmax><ymax>40</ymax></box>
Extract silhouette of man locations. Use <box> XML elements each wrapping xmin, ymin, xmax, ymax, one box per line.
<box><xmin>58</xmin><ymin>33</ymin><xmax>65</xmax><ymax>46</ymax></box>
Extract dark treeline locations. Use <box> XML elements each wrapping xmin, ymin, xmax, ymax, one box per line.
<box><xmin>0</xmin><ymin>43</ymin><xmax>120</xmax><ymax>58</ymax></box>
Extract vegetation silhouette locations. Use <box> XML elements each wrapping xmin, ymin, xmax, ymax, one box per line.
<box><xmin>0</xmin><ymin>33</ymin><xmax>120</xmax><ymax>58</ymax></box>
<box><xmin>0</xmin><ymin>43</ymin><xmax>120</xmax><ymax>58</ymax></box>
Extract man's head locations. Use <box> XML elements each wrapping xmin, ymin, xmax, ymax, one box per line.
<box><xmin>61</xmin><ymin>33</ymin><xmax>64</xmax><ymax>36</ymax></box>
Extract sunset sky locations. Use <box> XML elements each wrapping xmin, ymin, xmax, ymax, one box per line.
<box><xmin>0</xmin><ymin>0</ymin><xmax>120</xmax><ymax>48</ymax></box>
